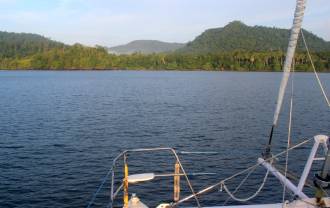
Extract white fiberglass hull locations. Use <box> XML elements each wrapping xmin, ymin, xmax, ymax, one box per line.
<box><xmin>200</xmin><ymin>197</ymin><xmax>330</xmax><ymax>208</ymax></box>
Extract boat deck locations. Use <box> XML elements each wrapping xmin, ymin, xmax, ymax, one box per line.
<box><xmin>202</xmin><ymin>204</ymin><xmax>281</xmax><ymax>208</ymax></box>
<box><xmin>199</xmin><ymin>198</ymin><xmax>330</xmax><ymax>208</ymax></box>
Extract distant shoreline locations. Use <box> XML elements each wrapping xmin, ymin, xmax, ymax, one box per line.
<box><xmin>1</xmin><ymin>22</ymin><xmax>330</xmax><ymax>73</ymax></box>
<box><xmin>1</xmin><ymin>68</ymin><xmax>329</xmax><ymax>73</ymax></box>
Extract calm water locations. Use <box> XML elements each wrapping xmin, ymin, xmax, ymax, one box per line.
<box><xmin>0</xmin><ymin>71</ymin><xmax>329</xmax><ymax>208</ymax></box>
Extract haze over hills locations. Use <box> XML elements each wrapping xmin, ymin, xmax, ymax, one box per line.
<box><xmin>178</xmin><ymin>21</ymin><xmax>330</xmax><ymax>53</ymax></box>
<box><xmin>107</xmin><ymin>21</ymin><xmax>330</xmax><ymax>54</ymax></box>
<box><xmin>0</xmin><ymin>21</ymin><xmax>329</xmax><ymax>71</ymax></box>
<box><xmin>108</xmin><ymin>40</ymin><xmax>185</xmax><ymax>54</ymax></box>
<box><xmin>1</xmin><ymin>21</ymin><xmax>329</xmax><ymax>57</ymax></box>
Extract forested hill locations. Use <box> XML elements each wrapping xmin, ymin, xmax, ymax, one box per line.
<box><xmin>178</xmin><ymin>21</ymin><xmax>330</xmax><ymax>53</ymax></box>
<box><xmin>0</xmin><ymin>31</ymin><xmax>65</xmax><ymax>58</ymax></box>
<box><xmin>108</xmin><ymin>40</ymin><xmax>185</xmax><ymax>54</ymax></box>
<box><xmin>0</xmin><ymin>23</ymin><xmax>330</xmax><ymax>71</ymax></box>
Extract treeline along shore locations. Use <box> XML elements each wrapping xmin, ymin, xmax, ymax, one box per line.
<box><xmin>1</xmin><ymin>21</ymin><xmax>330</xmax><ymax>71</ymax></box>
<box><xmin>1</xmin><ymin>44</ymin><xmax>329</xmax><ymax>71</ymax></box>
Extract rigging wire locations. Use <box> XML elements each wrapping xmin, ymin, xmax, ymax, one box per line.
<box><xmin>282</xmin><ymin>56</ymin><xmax>295</xmax><ymax>203</ymax></box>
<box><xmin>89</xmin><ymin>138</ymin><xmax>313</xmax><ymax>208</ymax></box>
<box><xmin>86</xmin><ymin>168</ymin><xmax>113</xmax><ymax>208</ymax></box>
<box><xmin>222</xmin><ymin>166</ymin><xmax>258</xmax><ymax>205</ymax></box>
<box><xmin>300</xmin><ymin>29</ymin><xmax>330</xmax><ymax>107</ymax></box>
<box><xmin>172</xmin><ymin>137</ymin><xmax>313</xmax><ymax>207</ymax></box>
<box><xmin>264</xmin><ymin>0</ymin><xmax>307</xmax><ymax>157</ymax></box>
<box><xmin>221</xmin><ymin>169</ymin><xmax>270</xmax><ymax>203</ymax></box>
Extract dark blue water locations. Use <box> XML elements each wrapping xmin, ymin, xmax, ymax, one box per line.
<box><xmin>0</xmin><ymin>71</ymin><xmax>329</xmax><ymax>208</ymax></box>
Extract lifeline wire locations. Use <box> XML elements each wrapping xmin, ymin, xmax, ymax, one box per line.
<box><xmin>86</xmin><ymin>168</ymin><xmax>113</xmax><ymax>208</ymax></box>
<box><xmin>221</xmin><ymin>169</ymin><xmax>270</xmax><ymax>202</ymax></box>
<box><xmin>172</xmin><ymin>137</ymin><xmax>313</xmax><ymax>207</ymax></box>
<box><xmin>222</xmin><ymin>166</ymin><xmax>258</xmax><ymax>205</ymax></box>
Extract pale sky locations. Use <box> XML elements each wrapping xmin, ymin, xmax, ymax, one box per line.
<box><xmin>0</xmin><ymin>0</ymin><xmax>329</xmax><ymax>47</ymax></box>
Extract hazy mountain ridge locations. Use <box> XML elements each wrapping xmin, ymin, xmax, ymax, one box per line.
<box><xmin>178</xmin><ymin>21</ymin><xmax>330</xmax><ymax>53</ymax></box>
<box><xmin>1</xmin><ymin>21</ymin><xmax>329</xmax><ymax>57</ymax></box>
<box><xmin>0</xmin><ymin>21</ymin><xmax>329</xmax><ymax>71</ymax></box>
<box><xmin>108</xmin><ymin>40</ymin><xmax>185</xmax><ymax>54</ymax></box>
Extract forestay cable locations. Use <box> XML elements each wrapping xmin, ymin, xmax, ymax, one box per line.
<box><xmin>265</xmin><ymin>0</ymin><xmax>307</xmax><ymax>156</ymax></box>
<box><xmin>272</xmin><ymin>0</ymin><xmax>306</xmax><ymax>126</ymax></box>
<box><xmin>300</xmin><ymin>29</ymin><xmax>330</xmax><ymax>107</ymax></box>
<box><xmin>283</xmin><ymin>58</ymin><xmax>295</xmax><ymax>203</ymax></box>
